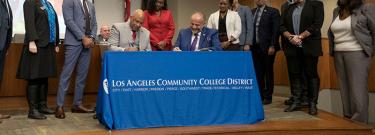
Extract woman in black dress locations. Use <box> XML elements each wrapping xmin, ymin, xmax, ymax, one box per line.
<box><xmin>17</xmin><ymin>0</ymin><xmax>59</xmax><ymax>119</ymax></box>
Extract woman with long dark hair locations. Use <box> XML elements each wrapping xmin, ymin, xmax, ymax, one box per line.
<box><xmin>17</xmin><ymin>0</ymin><xmax>59</xmax><ymax>119</ymax></box>
<box><xmin>143</xmin><ymin>0</ymin><xmax>175</xmax><ymax>51</ymax></box>
<box><xmin>328</xmin><ymin>0</ymin><xmax>375</xmax><ymax>123</ymax></box>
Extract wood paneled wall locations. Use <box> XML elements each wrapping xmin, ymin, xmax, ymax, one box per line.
<box><xmin>272</xmin><ymin>39</ymin><xmax>375</xmax><ymax>92</ymax></box>
<box><xmin>366</xmin><ymin>0</ymin><xmax>375</xmax><ymax>4</ymax></box>
<box><xmin>0</xmin><ymin>44</ymin><xmax>101</xmax><ymax>97</ymax></box>
<box><xmin>239</xmin><ymin>0</ymin><xmax>285</xmax><ymax>9</ymax></box>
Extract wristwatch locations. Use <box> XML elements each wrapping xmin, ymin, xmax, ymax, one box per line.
<box><xmin>88</xmin><ymin>35</ymin><xmax>95</xmax><ymax>40</ymax></box>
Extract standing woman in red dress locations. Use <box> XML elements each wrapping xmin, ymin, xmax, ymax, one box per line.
<box><xmin>143</xmin><ymin>0</ymin><xmax>175</xmax><ymax>51</ymax></box>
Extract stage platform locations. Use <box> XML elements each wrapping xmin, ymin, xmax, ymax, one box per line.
<box><xmin>0</xmin><ymin>95</ymin><xmax>373</xmax><ymax>135</ymax></box>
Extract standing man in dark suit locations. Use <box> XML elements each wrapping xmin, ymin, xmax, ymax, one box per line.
<box><xmin>0</xmin><ymin>0</ymin><xmax>12</xmax><ymax>122</ymax></box>
<box><xmin>174</xmin><ymin>12</ymin><xmax>222</xmax><ymax>51</ymax></box>
<box><xmin>281</xmin><ymin>1</ymin><xmax>309</xmax><ymax>107</ymax></box>
<box><xmin>251</xmin><ymin>0</ymin><xmax>280</xmax><ymax>105</ymax></box>
<box><xmin>55</xmin><ymin>0</ymin><xmax>97</xmax><ymax>119</ymax></box>
<box><xmin>280</xmin><ymin>0</ymin><xmax>324</xmax><ymax>115</ymax></box>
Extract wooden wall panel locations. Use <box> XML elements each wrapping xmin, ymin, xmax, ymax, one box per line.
<box><xmin>274</xmin><ymin>38</ymin><xmax>375</xmax><ymax>92</ymax></box>
<box><xmin>269</xmin><ymin>0</ymin><xmax>285</xmax><ymax>10</ymax></box>
<box><xmin>239</xmin><ymin>0</ymin><xmax>253</xmax><ymax>8</ymax></box>
<box><xmin>239</xmin><ymin>0</ymin><xmax>285</xmax><ymax>10</ymax></box>
<box><xmin>366</xmin><ymin>0</ymin><xmax>375</xmax><ymax>4</ymax></box>
<box><xmin>0</xmin><ymin>44</ymin><xmax>101</xmax><ymax>97</ymax></box>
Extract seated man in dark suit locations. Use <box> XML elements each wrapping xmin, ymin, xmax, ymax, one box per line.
<box><xmin>174</xmin><ymin>12</ymin><xmax>221</xmax><ymax>51</ymax></box>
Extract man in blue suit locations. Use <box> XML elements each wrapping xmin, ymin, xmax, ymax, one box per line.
<box><xmin>174</xmin><ymin>12</ymin><xmax>221</xmax><ymax>51</ymax></box>
<box><xmin>55</xmin><ymin>0</ymin><xmax>97</xmax><ymax>119</ymax></box>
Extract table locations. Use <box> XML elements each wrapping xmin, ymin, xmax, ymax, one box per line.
<box><xmin>96</xmin><ymin>51</ymin><xmax>264</xmax><ymax>130</ymax></box>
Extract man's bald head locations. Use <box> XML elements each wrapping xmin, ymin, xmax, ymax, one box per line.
<box><xmin>132</xmin><ymin>9</ymin><xmax>144</xmax><ymax>20</ymax></box>
<box><xmin>190</xmin><ymin>12</ymin><xmax>206</xmax><ymax>34</ymax></box>
<box><xmin>191</xmin><ymin>12</ymin><xmax>205</xmax><ymax>24</ymax></box>
<box><xmin>130</xmin><ymin>9</ymin><xmax>145</xmax><ymax>31</ymax></box>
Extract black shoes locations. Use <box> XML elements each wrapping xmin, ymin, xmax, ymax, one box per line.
<box><xmin>28</xmin><ymin>109</ymin><xmax>47</xmax><ymax>120</ymax></box>
<box><xmin>308</xmin><ymin>103</ymin><xmax>318</xmax><ymax>115</ymax></box>
<box><xmin>284</xmin><ymin>97</ymin><xmax>309</xmax><ymax>107</ymax></box>
<box><xmin>39</xmin><ymin>104</ymin><xmax>55</xmax><ymax>115</ymax></box>
<box><xmin>284</xmin><ymin>103</ymin><xmax>301</xmax><ymax>112</ymax></box>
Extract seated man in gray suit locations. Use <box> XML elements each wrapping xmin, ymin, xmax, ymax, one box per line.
<box><xmin>108</xmin><ymin>9</ymin><xmax>152</xmax><ymax>51</ymax></box>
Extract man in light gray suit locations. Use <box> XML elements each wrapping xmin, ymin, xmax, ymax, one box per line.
<box><xmin>108</xmin><ymin>9</ymin><xmax>151</xmax><ymax>52</ymax></box>
<box><xmin>0</xmin><ymin>0</ymin><xmax>12</xmax><ymax>122</ymax></box>
<box><xmin>55</xmin><ymin>0</ymin><xmax>97</xmax><ymax>119</ymax></box>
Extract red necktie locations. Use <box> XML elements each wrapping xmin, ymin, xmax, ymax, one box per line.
<box><xmin>132</xmin><ymin>30</ymin><xmax>136</xmax><ymax>41</ymax></box>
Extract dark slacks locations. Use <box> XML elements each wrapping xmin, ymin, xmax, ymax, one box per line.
<box><xmin>0</xmin><ymin>44</ymin><xmax>10</xmax><ymax>87</ymax></box>
<box><xmin>286</xmin><ymin>48</ymin><xmax>320</xmax><ymax>105</ymax></box>
<box><xmin>252</xmin><ymin>46</ymin><xmax>276</xmax><ymax>101</ymax></box>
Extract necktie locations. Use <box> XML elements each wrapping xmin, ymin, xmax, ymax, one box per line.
<box><xmin>191</xmin><ymin>33</ymin><xmax>198</xmax><ymax>51</ymax></box>
<box><xmin>254</xmin><ymin>8</ymin><xmax>261</xmax><ymax>43</ymax></box>
<box><xmin>254</xmin><ymin>8</ymin><xmax>260</xmax><ymax>23</ymax></box>
<box><xmin>83</xmin><ymin>0</ymin><xmax>91</xmax><ymax>35</ymax></box>
<box><xmin>132</xmin><ymin>30</ymin><xmax>136</xmax><ymax>41</ymax></box>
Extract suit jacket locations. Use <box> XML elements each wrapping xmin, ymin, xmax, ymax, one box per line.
<box><xmin>252</xmin><ymin>6</ymin><xmax>280</xmax><ymax>53</ymax></box>
<box><xmin>237</xmin><ymin>5</ymin><xmax>253</xmax><ymax>46</ymax></box>
<box><xmin>23</xmin><ymin>0</ymin><xmax>59</xmax><ymax>47</ymax></box>
<box><xmin>280</xmin><ymin>0</ymin><xmax>324</xmax><ymax>57</ymax></box>
<box><xmin>95</xmin><ymin>35</ymin><xmax>105</xmax><ymax>42</ymax></box>
<box><xmin>62</xmin><ymin>0</ymin><xmax>97</xmax><ymax>46</ymax></box>
<box><xmin>108</xmin><ymin>22</ymin><xmax>152</xmax><ymax>51</ymax></box>
<box><xmin>174</xmin><ymin>27</ymin><xmax>222</xmax><ymax>51</ymax></box>
<box><xmin>0</xmin><ymin>0</ymin><xmax>12</xmax><ymax>50</ymax></box>
<box><xmin>328</xmin><ymin>4</ymin><xmax>375</xmax><ymax>56</ymax></box>
<box><xmin>207</xmin><ymin>10</ymin><xmax>241</xmax><ymax>44</ymax></box>
<box><xmin>280</xmin><ymin>2</ymin><xmax>289</xmax><ymax>50</ymax></box>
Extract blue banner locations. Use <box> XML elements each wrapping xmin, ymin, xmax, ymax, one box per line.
<box><xmin>96</xmin><ymin>52</ymin><xmax>264</xmax><ymax>130</ymax></box>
